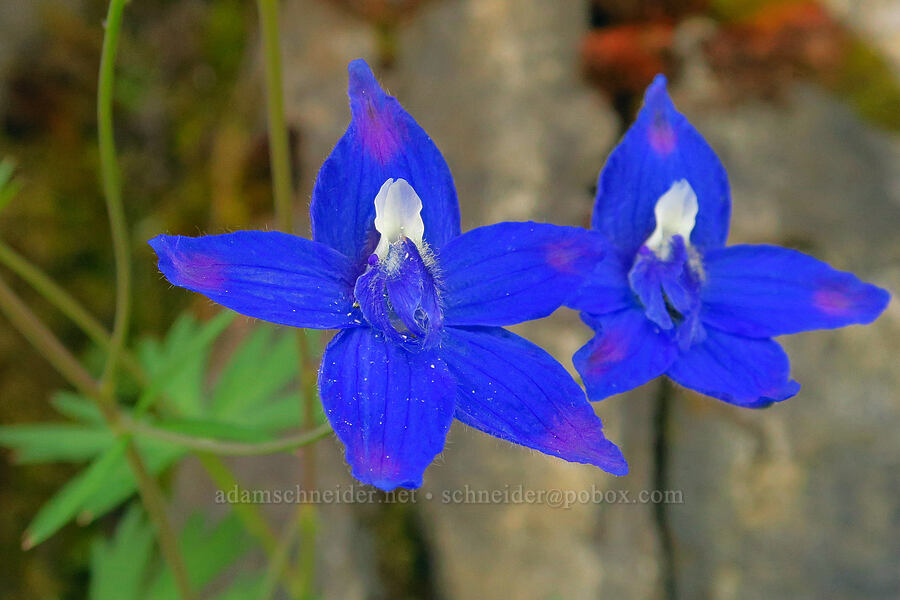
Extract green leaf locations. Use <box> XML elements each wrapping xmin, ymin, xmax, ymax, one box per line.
<box><xmin>210</xmin><ymin>324</ymin><xmax>299</xmax><ymax>420</ymax></box>
<box><xmin>134</xmin><ymin>310</ymin><xmax>235</xmax><ymax>416</ymax></box>
<box><xmin>138</xmin><ymin>314</ymin><xmax>206</xmax><ymax>417</ymax></box>
<box><xmin>0</xmin><ymin>423</ymin><xmax>113</xmax><ymax>464</ymax></box>
<box><xmin>24</xmin><ymin>439</ymin><xmax>128</xmax><ymax>548</ymax></box>
<box><xmin>77</xmin><ymin>438</ymin><xmax>184</xmax><ymax>525</ymax></box>
<box><xmin>89</xmin><ymin>504</ymin><xmax>155</xmax><ymax>600</ymax></box>
<box><xmin>237</xmin><ymin>393</ymin><xmax>303</xmax><ymax>431</ymax></box>
<box><xmin>50</xmin><ymin>391</ymin><xmax>105</xmax><ymax>424</ymax></box>
<box><xmin>146</xmin><ymin>511</ymin><xmax>250</xmax><ymax>599</ymax></box>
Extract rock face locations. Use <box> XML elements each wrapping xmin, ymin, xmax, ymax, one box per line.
<box><xmin>273</xmin><ymin>2</ymin><xmax>899</xmax><ymax>599</ymax></box>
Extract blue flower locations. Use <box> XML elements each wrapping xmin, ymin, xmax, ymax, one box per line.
<box><xmin>570</xmin><ymin>75</ymin><xmax>891</xmax><ymax>407</ymax></box>
<box><xmin>149</xmin><ymin>60</ymin><xmax>627</xmax><ymax>490</ymax></box>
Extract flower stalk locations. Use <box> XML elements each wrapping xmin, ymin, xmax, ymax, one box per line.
<box><xmin>255</xmin><ymin>1</ymin><xmax>322</xmax><ymax>596</ymax></box>
<box><xmin>96</xmin><ymin>1</ymin><xmax>193</xmax><ymax>597</ymax></box>
<box><xmin>97</xmin><ymin>0</ymin><xmax>131</xmax><ymax>395</ymax></box>
<box><xmin>256</xmin><ymin>0</ymin><xmax>294</xmax><ymax>234</ymax></box>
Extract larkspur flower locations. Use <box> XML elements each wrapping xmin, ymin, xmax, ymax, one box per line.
<box><xmin>150</xmin><ymin>60</ymin><xmax>627</xmax><ymax>490</ymax></box>
<box><xmin>570</xmin><ymin>75</ymin><xmax>891</xmax><ymax>407</ymax></box>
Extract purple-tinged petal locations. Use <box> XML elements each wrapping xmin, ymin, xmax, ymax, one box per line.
<box><xmin>310</xmin><ymin>60</ymin><xmax>460</xmax><ymax>263</ymax></box>
<box><xmin>318</xmin><ymin>327</ymin><xmax>455</xmax><ymax>490</ymax></box>
<box><xmin>440</xmin><ymin>326</ymin><xmax>628</xmax><ymax>475</ymax></box>
<box><xmin>440</xmin><ymin>222</ymin><xmax>607</xmax><ymax>326</ymax></box>
<box><xmin>149</xmin><ymin>232</ymin><xmax>361</xmax><ymax>329</ymax></box>
<box><xmin>701</xmin><ymin>244</ymin><xmax>890</xmax><ymax>338</ymax></box>
<box><xmin>566</xmin><ymin>248</ymin><xmax>635</xmax><ymax>315</ymax></box>
<box><xmin>666</xmin><ymin>327</ymin><xmax>800</xmax><ymax>408</ymax></box>
<box><xmin>592</xmin><ymin>75</ymin><xmax>730</xmax><ymax>256</ymax></box>
<box><xmin>574</xmin><ymin>309</ymin><xmax>678</xmax><ymax>401</ymax></box>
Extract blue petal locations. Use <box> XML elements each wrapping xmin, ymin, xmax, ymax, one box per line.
<box><xmin>567</xmin><ymin>249</ymin><xmax>637</xmax><ymax>315</ymax></box>
<box><xmin>592</xmin><ymin>74</ymin><xmax>730</xmax><ymax>256</ymax></box>
<box><xmin>310</xmin><ymin>59</ymin><xmax>460</xmax><ymax>263</ymax></box>
<box><xmin>318</xmin><ymin>327</ymin><xmax>456</xmax><ymax>490</ymax></box>
<box><xmin>440</xmin><ymin>326</ymin><xmax>628</xmax><ymax>475</ymax></box>
<box><xmin>574</xmin><ymin>309</ymin><xmax>678</xmax><ymax>401</ymax></box>
<box><xmin>149</xmin><ymin>232</ymin><xmax>361</xmax><ymax>329</ymax></box>
<box><xmin>701</xmin><ymin>244</ymin><xmax>891</xmax><ymax>337</ymax></box>
<box><xmin>440</xmin><ymin>222</ymin><xmax>607</xmax><ymax>326</ymax></box>
<box><xmin>666</xmin><ymin>327</ymin><xmax>800</xmax><ymax>408</ymax></box>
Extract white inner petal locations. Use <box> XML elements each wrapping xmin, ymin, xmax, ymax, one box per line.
<box><xmin>373</xmin><ymin>178</ymin><xmax>425</xmax><ymax>259</ymax></box>
<box><xmin>644</xmin><ymin>179</ymin><xmax>698</xmax><ymax>259</ymax></box>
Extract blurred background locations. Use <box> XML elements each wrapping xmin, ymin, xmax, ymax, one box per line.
<box><xmin>1</xmin><ymin>0</ymin><xmax>898</xmax><ymax>598</ymax></box>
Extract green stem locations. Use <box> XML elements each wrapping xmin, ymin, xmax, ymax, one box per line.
<box><xmin>256</xmin><ymin>2</ymin><xmax>321</xmax><ymax>595</ymax></box>
<box><xmin>295</xmin><ymin>503</ymin><xmax>317</xmax><ymax>598</ymax></box>
<box><xmin>124</xmin><ymin>443</ymin><xmax>195</xmax><ymax>600</ymax></box>
<box><xmin>96</xmin><ymin>1</ymin><xmax>192</xmax><ymax>596</ymax></box>
<box><xmin>125</xmin><ymin>418</ymin><xmax>332</xmax><ymax>456</ymax></box>
<box><xmin>195</xmin><ymin>454</ymin><xmax>279</xmax><ymax>554</ymax></box>
<box><xmin>0</xmin><ymin>277</ymin><xmax>99</xmax><ymax>401</ymax></box>
<box><xmin>257</xmin><ymin>510</ymin><xmax>302</xmax><ymax>600</ymax></box>
<box><xmin>97</xmin><ymin>0</ymin><xmax>132</xmax><ymax>395</ymax></box>
<box><xmin>256</xmin><ymin>0</ymin><xmax>293</xmax><ymax>234</ymax></box>
<box><xmin>0</xmin><ymin>238</ymin><xmax>143</xmax><ymax>379</ymax></box>
<box><xmin>0</xmin><ymin>275</ymin><xmax>194</xmax><ymax>600</ymax></box>
<box><xmin>295</xmin><ymin>331</ymin><xmax>320</xmax><ymax>598</ymax></box>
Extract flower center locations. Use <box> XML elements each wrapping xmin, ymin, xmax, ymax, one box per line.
<box><xmin>354</xmin><ymin>179</ymin><xmax>442</xmax><ymax>350</ymax></box>
<box><xmin>628</xmin><ymin>180</ymin><xmax>705</xmax><ymax>349</ymax></box>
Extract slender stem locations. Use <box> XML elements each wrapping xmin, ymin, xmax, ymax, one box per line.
<box><xmin>97</xmin><ymin>0</ymin><xmax>132</xmax><ymax>395</ymax></box>
<box><xmin>125</xmin><ymin>418</ymin><xmax>332</xmax><ymax>456</ymax></box>
<box><xmin>295</xmin><ymin>331</ymin><xmax>320</xmax><ymax>598</ymax></box>
<box><xmin>295</xmin><ymin>503</ymin><xmax>317</xmax><ymax>598</ymax></box>
<box><xmin>0</xmin><ymin>275</ymin><xmax>194</xmax><ymax>599</ymax></box>
<box><xmin>653</xmin><ymin>379</ymin><xmax>677</xmax><ymax>600</ymax></box>
<box><xmin>195</xmin><ymin>454</ymin><xmax>279</xmax><ymax>554</ymax></box>
<box><xmin>0</xmin><ymin>277</ymin><xmax>100</xmax><ymax>403</ymax></box>
<box><xmin>256</xmin><ymin>0</ymin><xmax>293</xmax><ymax>233</ymax></box>
<box><xmin>0</xmin><ymin>239</ymin><xmax>107</xmax><ymax>347</ymax></box>
<box><xmin>256</xmin><ymin>2</ymin><xmax>321</xmax><ymax>594</ymax></box>
<box><xmin>195</xmin><ymin>451</ymin><xmax>307</xmax><ymax>594</ymax></box>
<box><xmin>123</xmin><ymin>443</ymin><xmax>194</xmax><ymax>599</ymax></box>
<box><xmin>97</xmin><ymin>2</ymin><xmax>190</xmax><ymax>595</ymax></box>
<box><xmin>0</xmin><ymin>238</ymin><xmax>143</xmax><ymax>379</ymax></box>
<box><xmin>257</xmin><ymin>510</ymin><xmax>302</xmax><ymax>600</ymax></box>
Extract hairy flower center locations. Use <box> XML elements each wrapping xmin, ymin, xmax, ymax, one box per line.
<box><xmin>354</xmin><ymin>179</ymin><xmax>442</xmax><ymax>350</ymax></box>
